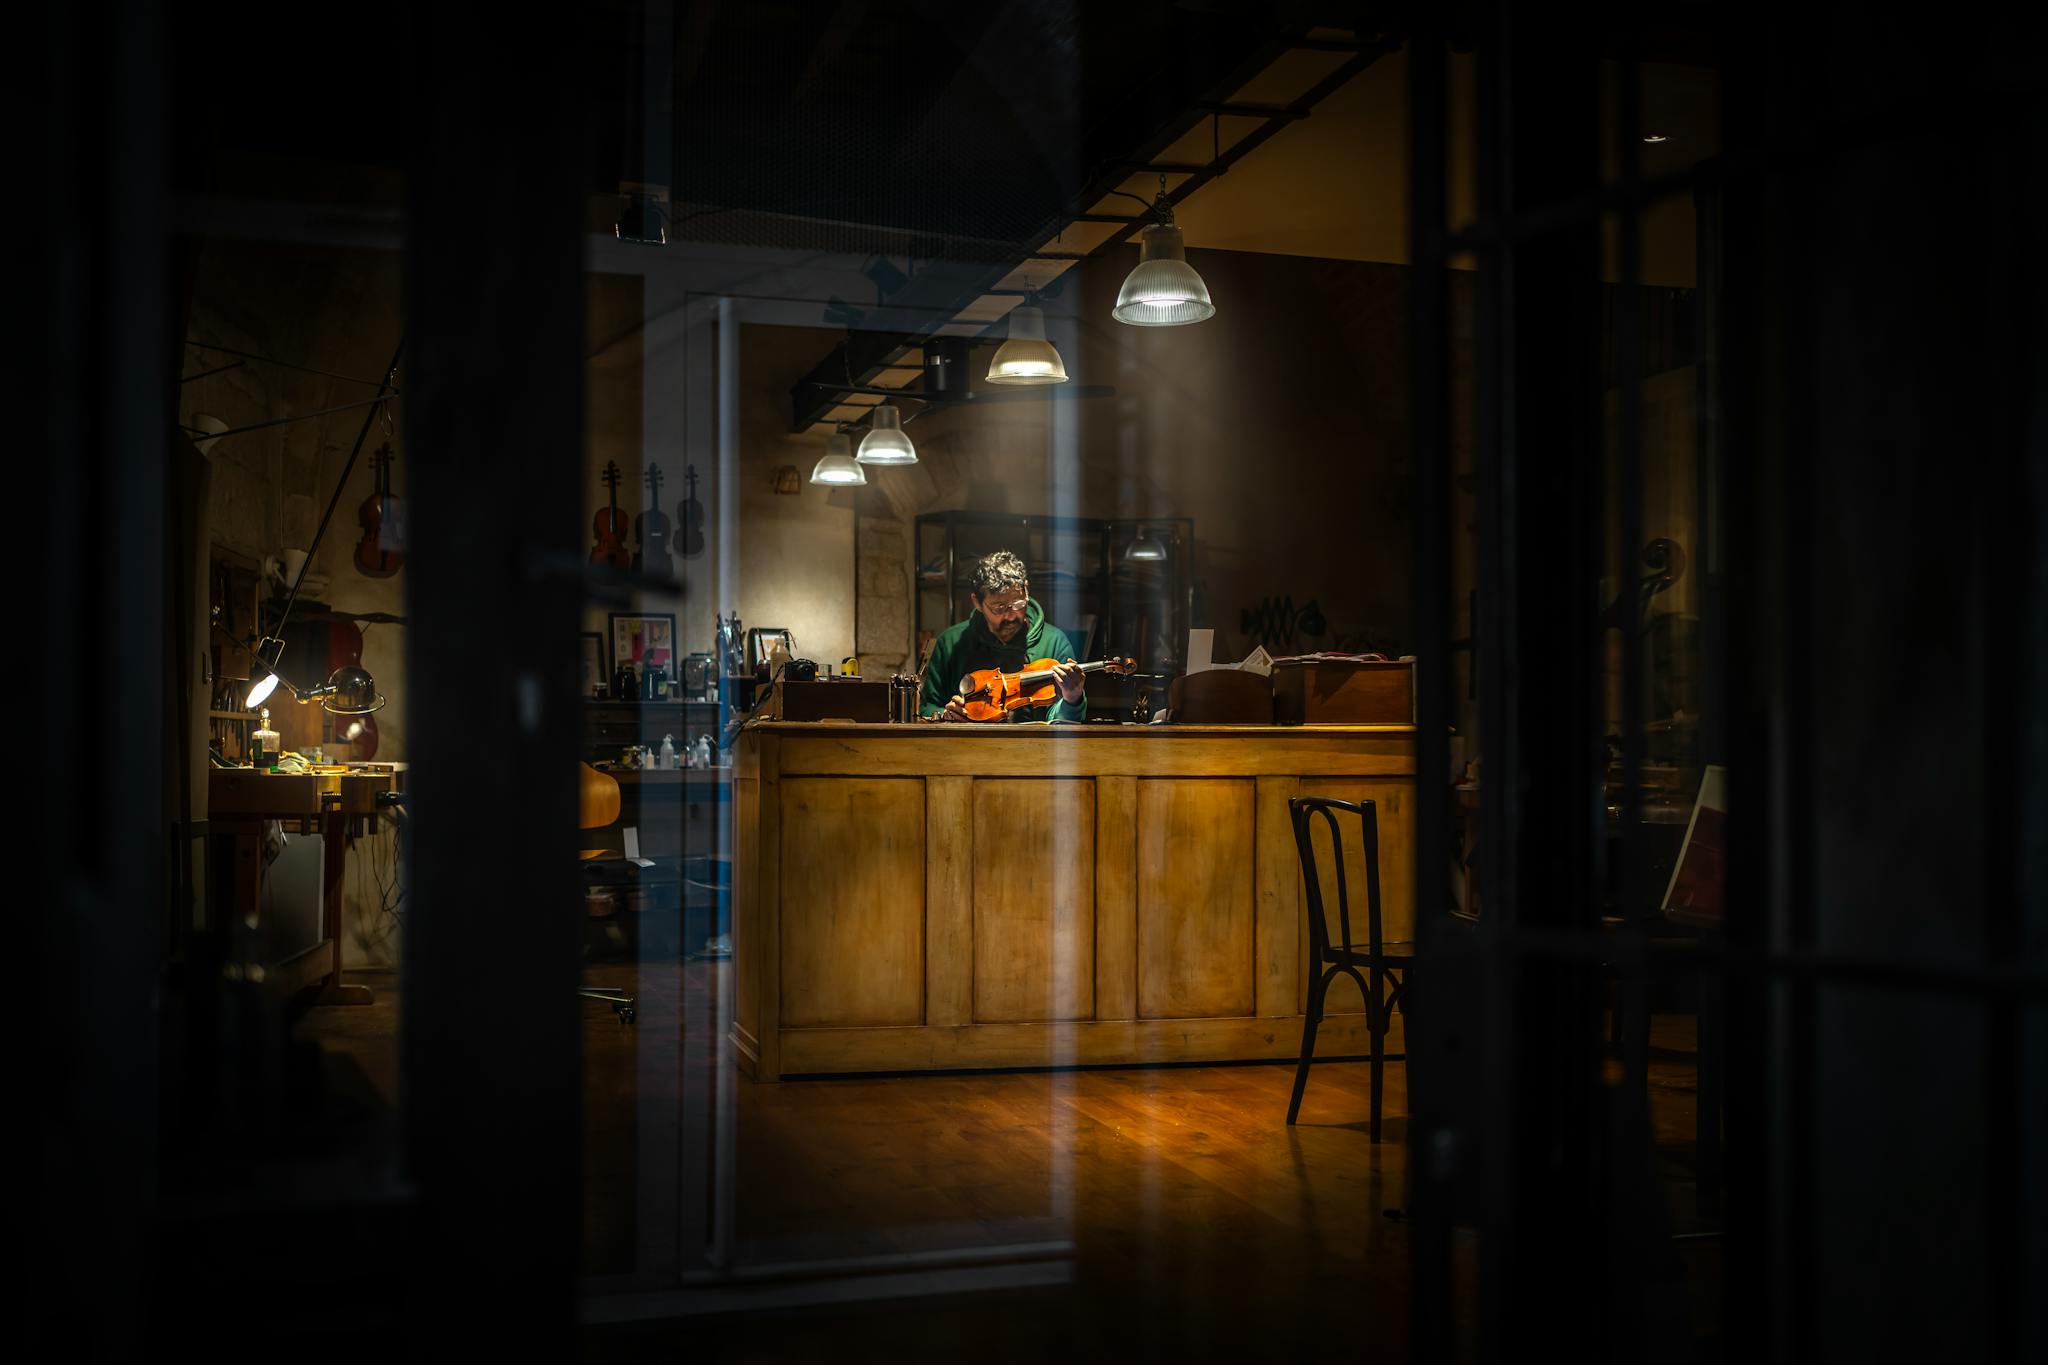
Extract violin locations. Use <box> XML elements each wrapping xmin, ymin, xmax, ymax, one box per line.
<box><xmin>956</xmin><ymin>656</ymin><xmax>1135</xmax><ymax>722</ymax></box>
<box><xmin>353</xmin><ymin>443</ymin><xmax>405</xmax><ymax>578</ymax></box>
<box><xmin>635</xmin><ymin>463</ymin><xmax>671</xmax><ymax>575</ymax></box>
<box><xmin>590</xmin><ymin>461</ymin><xmax>631</xmax><ymax>570</ymax></box>
<box><xmin>675</xmin><ymin>464</ymin><xmax>705</xmax><ymax>559</ymax></box>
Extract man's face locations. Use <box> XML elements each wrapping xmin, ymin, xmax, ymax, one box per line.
<box><xmin>974</xmin><ymin>586</ymin><xmax>1029</xmax><ymax>643</ymax></box>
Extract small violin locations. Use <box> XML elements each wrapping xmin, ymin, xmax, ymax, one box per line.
<box><xmin>675</xmin><ymin>463</ymin><xmax>705</xmax><ymax>559</ymax></box>
<box><xmin>634</xmin><ymin>463</ymin><xmax>671</xmax><ymax>575</ymax></box>
<box><xmin>353</xmin><ymin>443</ymin><xmax>405</xmax><ymax>578</ymax></box>
<box><xmin>590</xmin><ymin>461</ymin><xmax>631</xmax><ymax>570</ymax></box>
<box><xmin>957</xmin><ymin>657</ymin><xmax>1134</xmax><ymax>722</ymax></box>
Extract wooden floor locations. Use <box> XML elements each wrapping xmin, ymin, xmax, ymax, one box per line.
<box><xmin>308</xmin><ymin>960</ymin><xmax>1718</xmax><ymax>1362</ymax></box>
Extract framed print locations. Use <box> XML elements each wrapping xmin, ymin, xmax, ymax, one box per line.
<box><xmin>579</xmin><ymin>631</ymin><xmax>607</xmax><ymax>697</ymax></box>
<box><xmin>609</xmin><ymin>612</ymin><xmax>678</xmax><ymax>679</ymax></box>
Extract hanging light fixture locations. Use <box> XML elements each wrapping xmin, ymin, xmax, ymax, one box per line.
<box><xmin>855</xmin><ymin>403</ymin><xmax>917</xmax><ymax>465</ymax></box>
<box><xmin>984</xmin><ymin>303</ymin><xmax>1068</xmax><ymax>385</ymax></box>
<box><xmin>1112</xmin><ymin>176</ymin><xmax>1215</xmax><ymax>327</ymax></box>
<box><xmin>1124</xmin><ymin>526</ymin><xmax>1167</xmax><ymax>562</ymax></box>
<box><xmin>809</xmin><ymin>429</ymin><xmax>867</xmax><ymax>486</ymax></box>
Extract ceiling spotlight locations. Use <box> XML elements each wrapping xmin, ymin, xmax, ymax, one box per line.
<box><xmin>985</xmin><ymin>304</ymin><xmax>1069</xmax><ymax>385</ymax></box>
<box><xmin>1124</xmin><ymin>527</ymin><xmax>1167</xmax><ymax>562</ymax></box>
<box><xmin>855</xmin><ymin>403</ymin><xmax>917</xmax><ymax>465</ymax></box>
<box><xmin>809</xmin><ymin>430</ymin><xmax>867</xmax><ymax>486</ymax></box>
<box><xmin>1642</xmin><ymin>133</ymin><xmax>1670</xmax><ymax>144</ymax></box>
<box><xmin>1113</xmin><ymin>178</ymin><xmax>1215</xmax><ymax>328</ymax></box>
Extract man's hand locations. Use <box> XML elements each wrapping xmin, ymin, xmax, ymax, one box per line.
<box><xmin>941</xmin><ymin>693</ymin><xmax>971</xmax><ymax>722</ymax></box>
<box><xmin>1052</xmin><ymin>658</ymin><xmax>1085</xmax><ymax>705</ymax></box>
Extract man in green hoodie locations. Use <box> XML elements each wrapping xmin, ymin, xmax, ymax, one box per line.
<box><xmin>921</xmin><ymin>549</ymin><xmax>1089</xmax><ymax>722</ymax></box>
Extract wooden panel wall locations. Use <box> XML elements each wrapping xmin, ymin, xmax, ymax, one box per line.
<box><xmin>1136</xmin><ymin>779</ymin><xmax>1256</xmax><ymax>1019</ymax></box>
<box><xmin>778</xmin><ymin>777</ymin><xmax>925</xmax><ymax>1028</ymax></box>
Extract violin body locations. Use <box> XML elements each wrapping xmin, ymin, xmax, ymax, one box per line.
<box><xmin>354</xmin><ymin>443</ymin><xmax>405</xmax><ymax>578</ymax></box>
<box><xmin>591</xmin><ymin>460</ymin><xmax>631</xmax><ymax>570</ymax></box>
<box><xmin>634</xmin><ymin>463</ymin><xmax>672</xmax><ymax>574</ymax></box>
<box><xmin>957</xmin><ymin>656</ymin><xmax>1134</xmax><ymax>722</ymax></box>
<box><xmin>675</xmin><ymin>464</ymin><xmax>705</xmax><ymax>558</ymax></box>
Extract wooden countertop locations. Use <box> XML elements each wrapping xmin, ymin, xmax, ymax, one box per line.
<box><xmin>740</xmin><ymin>721</ymin><xmax>1415</xmax><ymax>738</ymax></box>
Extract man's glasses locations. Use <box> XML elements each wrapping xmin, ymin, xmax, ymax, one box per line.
<box><xmin>982</xmin><ymin>596</ymin><xmax>1028</xmax><ymax>618</ymax></box>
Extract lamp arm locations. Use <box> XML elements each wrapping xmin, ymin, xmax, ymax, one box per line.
<box><xmin>267</xmin><ymin>334</ymin><xmax>406</xmax><ymax>674</ymax></box>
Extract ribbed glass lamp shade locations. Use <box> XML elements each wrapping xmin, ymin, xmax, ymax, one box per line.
<box><xmin>1112</xmin><ymin>223</ymin><xmax>1216</xmax><ymax>327</ymax></box>
<box><xmin>984</xmin><ymin>305</ymin><xmax>1068</xmax><ymax>385</ymax></box>
<box><xmin>1124</xmin><ymin>529</ymin><xmax>1167</xmax><ymax>562</ymax></box>
<box><xmin>809</xmin><ymin>432</ymin><xmax>867</xmax><ymax>485</ymax></box>
<box><xmin>855</xmin><ymin>404</ymin><xmax>918</xmax><ymax>465</ymax></box>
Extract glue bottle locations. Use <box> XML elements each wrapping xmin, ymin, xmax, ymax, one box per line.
<box><xmin>252</xmin><ymin>707</ymin><xmax>280</xmax><ymax>769</ymax></box>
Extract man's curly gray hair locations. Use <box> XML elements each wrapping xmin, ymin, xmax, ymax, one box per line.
<box><xmin>969</xmin><ymin>549</ymin><xmax>1030</xmax><ymax>600</ymax></box>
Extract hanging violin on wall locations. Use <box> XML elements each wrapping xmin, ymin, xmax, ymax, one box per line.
<box><xmin>635</xmin><ymin>463</ymin><xmax>672</xmax><ymax>576</ymax></box>
<box><xmin>353</xmin><ymin>442</ymin><xmax>406</xmax><ymax>578</ymax></box>
<box><xmin>675</xmin><ymin>463</ymin><xmax>705</xmax><ymax>559</ymax></box>
<box><xmin>591</xmin><ymin>461</ymin><xmax>631</xmax><ymax>571</ymax></box>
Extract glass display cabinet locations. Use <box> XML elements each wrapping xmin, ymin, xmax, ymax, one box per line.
<box><xmin>913</xmin><ymin>511</ymin><xmax>1194</xmax><ymax>679</ymax></box>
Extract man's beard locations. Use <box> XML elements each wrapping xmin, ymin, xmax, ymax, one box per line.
<box><xmin>991</xmin><ymin>618</ymin><xmax>1022</xmax><ymax>642</ymax></box>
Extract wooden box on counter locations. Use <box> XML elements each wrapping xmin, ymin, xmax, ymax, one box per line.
<box><xmin>1272</xmin><ymin>658</ymin><xmax>1415</xmax><ymax>725</ymax></box>
<box><xmin>774</xmin><ymin>678</ymin><xmax>892</xmax><ymax>723</ymax></box>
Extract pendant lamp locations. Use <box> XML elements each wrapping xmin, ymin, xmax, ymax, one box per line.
<box><xmin>1112</xmin><ymin>181</ymin><xmax>1215</xmax><ymax>327</ymax></box>
<box><xmin>809</xmin><ymin>430</ymin><xmax>867</xmax><ymax>485</ymax></box>
<box><xmin>1124</xmin><ymin>527</ymin><xmax>1167</xmax><ymax>562</ymax></box>
<box><xmin>984</xmin><ymin>304</ymin><xmax>1068</xmax><ymax>385</ymax></box>
<box><xmin>856</xmin><ymin>403</ymin><xmax>917</xmax><ymax>465</ymax></box>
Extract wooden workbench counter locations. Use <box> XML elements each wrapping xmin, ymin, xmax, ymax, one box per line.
<box><xmin>729</xmin><ymin>722</ymin><xmax>1415</xmax><ymax>1079</ymax></box>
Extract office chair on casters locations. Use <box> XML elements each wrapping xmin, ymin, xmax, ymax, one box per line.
<box><xmin>577</xmin><ymin>762</ymin><xmax>636</xmax><ymax>1024</ymax></box>
<box><xmin>1286</xmin><ymin>796</ymin><xmax>1415</xmax><ymax>1140</ymax></box>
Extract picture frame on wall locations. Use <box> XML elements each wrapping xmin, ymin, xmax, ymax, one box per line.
<box><xmin>579</xmin><ymin>632</ymin><xmax>607</xmax><ymax>698</ymax></box>
<box><xmin>609</xmin><ymin>612</ymin><xmax>678</xmax><ymax>682</ymax></box>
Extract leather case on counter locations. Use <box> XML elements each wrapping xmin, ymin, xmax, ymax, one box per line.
<box><xmin>1271</xmin><ymin>659</ymin><xmax>1414</xmax><ymax>725</ymax></box>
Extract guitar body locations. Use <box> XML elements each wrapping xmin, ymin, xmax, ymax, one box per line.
<box><xmin>353</xmin><ymin>443</ymin><xmax>406</xmax><ymax>578</ymax></box>
<box><xmin>676</xmin><ymin>464</ymin><xmax>706</xmax><ymax>559</ymax></box>
<box><xmin>591</xmin><ymin>461</ymin><xmax>632</xmax><ymax>570</ymax></box>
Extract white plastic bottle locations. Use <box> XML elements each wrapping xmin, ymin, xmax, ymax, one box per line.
<box><xmin>659</xmin><ymin>734</ymin><xmax>677</xmax><ymax>770</ymax></box>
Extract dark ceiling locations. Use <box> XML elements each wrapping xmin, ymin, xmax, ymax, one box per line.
<box><xmin>665</xmin><ymin>1</ymin><xmax>1314</xmax><ymax>258</ymax></box>
<box><xmin>168</xmin><ymin>1</ymin><xmax>1348</xmax><ymax>254</ymax></box>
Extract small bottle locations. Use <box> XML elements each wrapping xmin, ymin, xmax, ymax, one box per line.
<box><xmin>251</xmin><ymin>707</ymin><xmax>280</xmax><ymax>769</ymax></box>
<box><xmin>694</xmin><ymin>735</ymin><xmax>713</xmax><ymax>769</ymax></box>
<box><xmin>659</xmin><ymin>734</ymin><xmax>677</xmax><ymax>769</ymax></box>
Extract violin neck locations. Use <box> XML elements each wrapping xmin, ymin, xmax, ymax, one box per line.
<box><xmin>1018</xmin><ymin>659</ymin><xmax>1116</xmax><ymax>687</ymax></box>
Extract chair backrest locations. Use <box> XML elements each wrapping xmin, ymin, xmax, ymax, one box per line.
<box><xmin>1288</xmin><ymin>796</ymin><xmax>1384</xmax><ymax>959</ymax></box>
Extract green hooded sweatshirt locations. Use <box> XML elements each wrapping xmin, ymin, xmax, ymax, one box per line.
<box><xmin>920</xmin><ymin>597</ymin><xmax>1089</xmax><ymax>722</ymax></box>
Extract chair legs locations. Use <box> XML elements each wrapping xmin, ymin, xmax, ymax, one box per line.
<box><xmin>1287</xmin><ymin>968</ymin><xmax>1331</xmax><ymax>1124</ymax></box>
<box><xmin>1291</xmin><ymin>963</ymin><xmax>1410</xmax><ymax>1142</ymax></box>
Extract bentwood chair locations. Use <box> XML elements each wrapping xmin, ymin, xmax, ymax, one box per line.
<box><xmin>1286</xmin><ymin>796</ymin><xmax>1415</xmax><ymax>1139</ymax></box>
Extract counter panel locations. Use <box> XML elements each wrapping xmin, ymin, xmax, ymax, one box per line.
<box><xmin>970</xmin><ymin>778</ymin><xmax>1096</xmax><ymax>1024</ymax></box>
<box><xmin>732</xmin><ymin>724</ymin><xmax>1416</xmax><ymax>1078</ymax></box>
